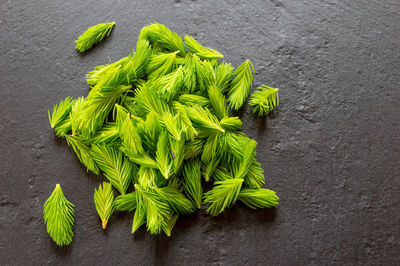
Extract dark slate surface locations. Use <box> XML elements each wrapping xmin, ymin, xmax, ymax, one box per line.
<box><xmin>1</xmin><ymin>0</ymin><xmax>399</xmax><ymax>265</ymax></box>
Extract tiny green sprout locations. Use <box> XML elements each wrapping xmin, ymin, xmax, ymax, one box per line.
<box><xmin>249</xmin><ymin>85</ymin><xmax>279</xmax><ymax>116</ymax></box>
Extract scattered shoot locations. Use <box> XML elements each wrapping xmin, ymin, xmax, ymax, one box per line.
<box><xmin>75</xmin><ymin>22</ymin><xmax>115</xmax><ymax>53</ymax></box>
<box><xmin>249</xmin><ymin>85</ymin><xmax>279</xmax><ymax>116</ymax></box>
<box><xmin>43</xmin><ymin>184</ymin><xmax>75</xmax><ymax>246</ymax></box>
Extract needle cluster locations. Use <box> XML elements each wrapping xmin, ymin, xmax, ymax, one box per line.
<box><xmin>43</xmin><ymin>184</ymin><xmax>75</xmax><ymax>246</ymax></box>
<box><xmin>75</xmin><ymin>22</ymin><xmax>115</xmax><ymax>53</ymax></box>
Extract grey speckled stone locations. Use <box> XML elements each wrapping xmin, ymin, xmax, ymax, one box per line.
<box><xmin>1</xmin><ymin>0</ymin><xmax>399</xmax><ymax>265</ymax></box>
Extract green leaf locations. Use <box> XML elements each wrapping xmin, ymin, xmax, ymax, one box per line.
<box><xmin>156</xmin><ymin>130</ymin><xmax>173</xmax><ymax>179</ymax></box>
<box><xmin>120</xmin><ymin>95</ymin><xmax>138</xmax><ymax>117</ymax></box>
<box><xmin>195</xmin><ymin>57</ymin><xmax>216</xmax><ymax>92</ymax></box>
<box><xmin>201</xmin><ymin>134</ymin><xmax>220</xmax><ymax>164</ymax></box>
<box><xmin>213</xmin><ymin>167</ymin><xmax>233</xmax><ymax>181</ymax></box>
<box><xmin>208</xmin><ymin>84</ymin><xmax>227</xmax><ymax>120</ymax></box>
<box><xmin>157</xmin><ymin>66</ymin><xmax>184</xmax><ymax>102</ymax></box>
<box><xmin>140</xmin><ymin>112</ymin><xmax>163</xmax><ymax>152</ymax></box>
<box><xmin>162</xmin><ymin>213</ymin><xmax>179</xmax><ymax>237</ymax></box>
<box><xmin>220</xmin><ymin>116</ymin><xmax>242</xmax><ymax>131</ymax></box>
<box><xmin>95</xmin><ymin>64</ymin><xmax>126</xmax><ymax>87</ymax></box>
<box><xmin>182</xmin><ymin>53</ymin><xmax>197</xmax><ymax>92</ymax></box>
<box><xmin>228</xmin><ymin>59</ymin><xmax>255</xmax><ymax>111</ymax></box>
<box><xmin>238</xmin><ymin>188</ymin><xmax>279</xmax><ymax>209</ymax></box>
<box><xmin>113</xmin><ymin>103</ymin><xmax>129</xmax><ymax>124</ymax></box>
<box><xmin>87</xmin><ymin>122</ymin><xmax>119</xmax><ymax>144</ymax></box>
<box><xmin>137</xmin><ymin>165</ymin><xmax>157</xmax><ymax>189</ymax></box>
<box><xmin>215</xmin><ymin>62</ymin><xmax>234</xmax><ymax>93</ymax></box>
<box><xmin>48</xmin><ymin>97</ymin><xmax>75</xmax><ymax>129</ymax></box>
<box><xmin>178</xmin><ymin>94</ymin><xmax>210</xmax><ymax>108</ymax></box>
<box><xmin>232</xmin><ymin>139</ymin><xmax>257</xmax><ymax>180</ymax></box>
<box><xmin>65</xmin><ymin>135</ymin><xmax>100</xmax><ymax>174</ymax></box>
<box><xmin>86</xmin><ymin>57</ymin><xmax>129</xmax><ymax>86</ymax></box>
<box><xmin>132</xmin><ymin>198</ymin><xmax>146</xmax><ymax>233</ymax></box>
<box><xmin>184</xmin><ymin>138</ymin><xmax>205</xmax><ymax>160</ymax></box>
<box><xmin>185</xmin><ymin>105</ymin><xmax>225</xmax><ymax>137</ymax></box>
<box><xmin>202</xmin><ymin>157</ymin><xmax>220</xmax><ymax>182</ymax></box>
<box><xmin>184</xmin><ymin>35</ymin><xmax>223</xmax><ymax>60</ymax></box>
<box><xmin>134</xmin><ymin>184</ymin><xmax>171</xmax><ymax>235</ymax></box>
<box><xmin>123</xmin><ymin>39</ymin><xmax>152</xmax><ymax>82</ymax></box>
<box><xmin>119</xmin><ymin>114</ymin><xmax>144</xmax><ymax>155</ymax></box>
<box><xmin>140</xmin><ymin>23</ymin><xmax>186</xmax><ymax>56</ymax></box>
<box><xmin>203</xmin><ymin>178</ymin><xmax>244</xmax><ymax>216</ymax></box>
<box><xmin>146</xmin><ymin>51</ymin><xmax>179</xmax><ymax>80</ymax></box>
<box><xmin>172</xmin><ymin>101</ymin><xmax>198</xmax><ymax>141</ymax></box>
<box><xmin>115</xmin><ymin>192</ymin><xmax>137</xmax><ymax>212</ymax></box>
<box><xmin>91</xmin><ymin>144</ymin><xmax>135</xmax><ymax>195</ymax></box>
<box><xmin>182</xmin><ymin>159</ymin><xmax>203</xmax><ymax>208</ymax></box>
<box><xmin>70</xmin><ymin>97</ymin><xmax>85</xmax><ymax>136</ymax></box>
<box><xmin>245</xmin><ymin>160</ymin><xmax>265</xmax><ymax>189</ymax></box>
<box><xmin>88</xmin><ymin>41</ymin><xmax>151</xmax><ymax>87</ymax></box>
<box><xmin>54</xmin><ymin>116</ymin><xmax>72</xmax><ymax>137</ymax></box>
<box><xmin>122</xmin><ymin>148</ymin><xmax>158</xmax><ymax>169</ymax></box>
<box><xmin>86</xmin><ymin>64</ymin><xmax>111</xmax><ymax>86</ymax></box>
<box><xmin>249</xmin><ymin>85</ymin><xmax>279</xmax><ymax>116</ymax></box>
<box><xmin>43</xmin><ymin>184</ymin><xmax>75</xmax><ymax>246</ymax></box>
<box><xmin>75</xmin><ymin>22</ymin><xmax>115</xmax><ymax>53</ymax></box>
<box><xmin>161</xmin><ymin>112</ymin><xmax>183</xmax><ymax>141</ymax></box>
<box><xmin>169</xmin><ymin>132</ymin><xmax>186</xmax><ymax>174</ymax></box>
<box><xmin>134</xmin><ymin>83</ymin><xmax>171</xmax><ymax>116</ymax></box>
<box><xmin>119</xmin><ymin>114</ymin><xmax>158</xmax><ymax>168</ymax></box>
<box><xmin>168</xmin><ymin>176</ymin><xmax>182</xmax><ymax>190</ymax></box>
<box><xmin>80</xmin><ymin>84</ymin><xmax>132</xmax><ymax>136</ymax></box>
<box><xmin>94</xmin><ymin>182</ymin><xmax>115</xmax><ymax>229</ymax></box>
<box><xmin>218</xmin><ymin>131</ymin><xmax>250</xmax><ymax>160</ymax></box>
<box><xmin>155</xmin><ymin>187</ymin><xmax>196</xmax><ymax>215</ymax></box>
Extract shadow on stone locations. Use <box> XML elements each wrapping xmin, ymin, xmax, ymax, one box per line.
<box><xmin>51</xmin><ymin>240</ymin><xmax>73</xmax><ymax>257</ymax></box>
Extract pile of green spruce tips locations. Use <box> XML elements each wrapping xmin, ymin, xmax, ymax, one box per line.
<box><xmin>45</xmin><ymin>22</ymin><xmax>280</xmax><ymax>246</ymax></box>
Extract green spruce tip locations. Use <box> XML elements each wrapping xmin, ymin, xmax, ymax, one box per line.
<box><xmin>139</xmin><ymin>22</ymin><xmax>186</xmax><ymax>56</ymax></box>
<box><xmin>238</xmin><ymin>188</ymin><xmax>279</xmax><ymax>209</ymax></box>
<box><xmin>43</xmin><ymin>184</ymin><xmax>75</xmax><ymax>247</ymax></box>
<box><xmin>184</xmin><ymin>35</ymin><xmax>223</xmax><ymax>60</ymax></box>
<box><xmin>228</xmin><ymin>59</ymin><xmax>256</xmax><ymax>111</ymax></box>
<box><xmin>249</xmin><ymin>85</ymin><xmax>279</xmax><ymax>116</ymax></box>
<box><xmin>94</xmin><ymin>182</ymin><xmax>115</xmax><ymax>229</ymax></box>
<box><xmin>75</xmin><ymin>22</ymin><xmax>116</xmax><ymax>53</ymax></box>
<box><xmin>203</xmin><ymin>179</ymin><xmax>244</xmax><ymax>216</ymax></box>
<box><xmin>48</xmin><ymin>97</ymin><xmax>75</xmax><ymax>129</ymax></box>
<box><xmin>91</xmin><ymin>144</ymin><xmax>134</xmax><ymax>195</ymax></box>
<box><xmin>115</xmin><ymin>192</ymin><xmax>137</xmax><ymax>212</ymax></box>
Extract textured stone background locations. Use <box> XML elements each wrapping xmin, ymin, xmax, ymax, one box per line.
<box><xmin>1</xmin><ymin>0</ymin><xmax>399</xmax><ymax>265</ymax></box>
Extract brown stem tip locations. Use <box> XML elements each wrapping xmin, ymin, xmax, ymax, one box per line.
<box><xmin>102</xmin><ymin>220</ymin><xmax>108</xmax><ymax>230</ymax></box>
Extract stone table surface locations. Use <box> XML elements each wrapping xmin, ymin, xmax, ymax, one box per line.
<box><xmin>1</xmin><ymin>0</ymin><xmax>399</xmax><ymax>265</ymax></box>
